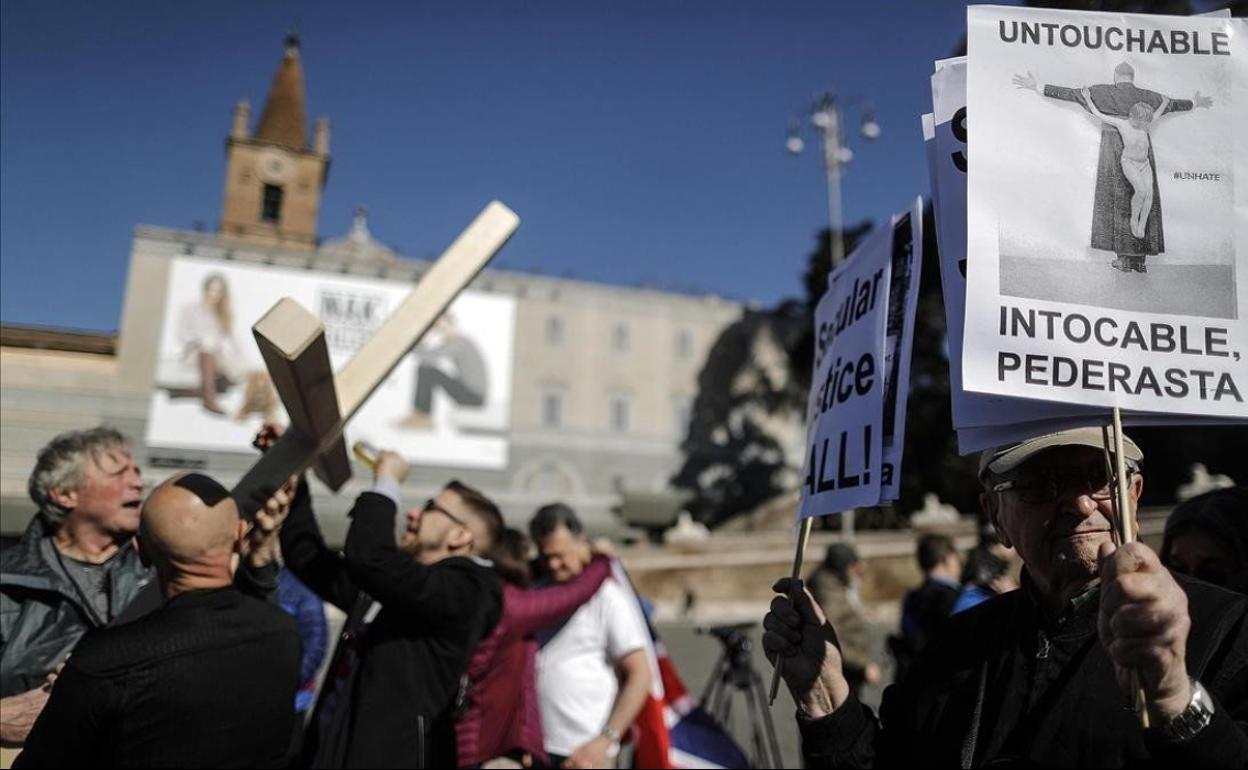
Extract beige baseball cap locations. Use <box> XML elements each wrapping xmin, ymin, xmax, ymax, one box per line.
<box><xmin>978</xmin><ymin>426</ymin><xmax>1143</xmax><ymax>482</ymax></box>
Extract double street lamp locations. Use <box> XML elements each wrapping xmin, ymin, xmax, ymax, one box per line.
<box><xmin>787</xmin><ymin>93</ymin><xmax>881</xmax><ymax>267</ymax></box>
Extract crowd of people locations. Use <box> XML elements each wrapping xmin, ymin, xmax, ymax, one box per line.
<box><xmin>0</xmin><ymin>422</ymin><xmax>1244</xmax><ymax>768</ymax></box>
<box><xmin>0</xmin><ymin>424</ymin><xmax>652</xmax><ymax>769</ymax></box>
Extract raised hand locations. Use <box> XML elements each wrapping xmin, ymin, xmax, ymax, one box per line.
<box><xmin>762</xmin><ymin>578</ymin><xmax>850</xmax><ymax>718</ymax></box>
<box><xmin>1012</xmin><ymin>71</ymin><xmax>1038</xmax><ymax>92</ymax></box>
<box><xmin>251</xmin><ymin>422</ymin><xmax>285</xmax><ymax>453</ymax></box>
<box><xmin>1098</xmin><ymin>541</ymin><xmax>1193</xmax><ymax>723</ymax></box>
<box><xmin>374</xmin><ymin>450</ymin><xmax>411</xmax><ymax>485</ymax></box>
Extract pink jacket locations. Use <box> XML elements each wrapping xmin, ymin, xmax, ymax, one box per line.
<box><xmin>455</xmin><ymin>556</ymin><xmax>612</xmax><ymax>767</ymax></box>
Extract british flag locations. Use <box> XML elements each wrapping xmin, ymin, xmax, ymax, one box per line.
<box><xmin>611</xmin><ymin>561</ymin><xmax>750</xmax><ymax>769</ymax></box>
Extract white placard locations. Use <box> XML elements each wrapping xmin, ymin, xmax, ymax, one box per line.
<box><xmin>964</xmin><ymin>6</ymin><xmax>1248</xmax><ymax>419</ymax></box>
<box><xmin>880</xmin><ymin>200</ymin><xmax>925</xmax><ymax>501</ymax></box>
<box><xmin>930</xmin><ymin>55</ymin><xmax>1111</xmax><ymax>430</ymax></box>
<box><xmin>800</xmin><ymin>225</ymin><xmax>890</xmax><ymax>519</ymax></box>
<box><xmin>146</xmin><ymin>256</ymin><xmax>515</xmax><ymax>468</ymax></box>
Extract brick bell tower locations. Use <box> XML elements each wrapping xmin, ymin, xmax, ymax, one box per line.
<box><xmin>219</xmin><ymin>30</ymin><xmax>330</xmax><ymax>250</ymax></box>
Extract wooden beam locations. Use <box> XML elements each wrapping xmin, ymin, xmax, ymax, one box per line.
<box><xmin>251</xmin><ymin>298</ymin><xmax>350</xmax><ymax>488</ymax></box>
<box><xmin>231</xmin><ymin>201</ymin><xmax>519</xmax><ymax>509</ymax></box>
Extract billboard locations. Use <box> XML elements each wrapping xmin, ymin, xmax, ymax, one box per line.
<box><xmin>145</xmin><ymin>256</ymin><xmax>515</xmax><ymax>469</ymax></box>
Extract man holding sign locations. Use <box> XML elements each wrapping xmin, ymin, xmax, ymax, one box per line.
<box><xmin>764</xmin><ymin>427</ymin><xmax>1248</xmax><ymax>767</ymax></box>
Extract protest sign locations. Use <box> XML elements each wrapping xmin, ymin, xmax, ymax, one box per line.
<box><xmin>880</xmin><ymin>199</ymin><xmax>924</xmax><ymax>501</ymax></box>
<box><xmin>799</xmin><ymin>223</ymin><xmax>890</xmax><ymax>519</ymax></box>
<box><xmin>963</xmin><ymin>6</ymin><xmax>1248</xmax><ymax>420</ymax></box>
<box><xmin>930</xmin><ymin>55</ymin><xmax>1111</xmax><ymax>431</ymax></box>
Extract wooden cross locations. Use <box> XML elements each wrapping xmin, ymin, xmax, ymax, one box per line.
<box><xmin>230</xmin><ymin>201</ymin><xmax>520</xmax><ymax>508</ymax></box>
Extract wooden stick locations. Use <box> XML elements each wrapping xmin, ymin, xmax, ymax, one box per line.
<box><xmin>1109</xmin><ymin>407</ymin><xmax>1150</xmax><ymax>728</ymax></box>
<box><xmin>769</xmin><ymin>516</ymin><xmax>815</xmax><ymax>705</ymax></box>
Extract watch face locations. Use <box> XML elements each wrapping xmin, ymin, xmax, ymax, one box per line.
<box><xmin>257</xmin><ymin>150</ymin><xmax>293</xmax><ymax>184</ymax></box>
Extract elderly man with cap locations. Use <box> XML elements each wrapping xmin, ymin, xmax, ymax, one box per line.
<box><xmin>14</xmin><ymin>473</ymin><xmax>301</xmax><ymax>768</ymax></box>
<box><xmin>764</xmin><ymin>427</ymin><xmax>1248</xmax><ymax>767</ymax></box>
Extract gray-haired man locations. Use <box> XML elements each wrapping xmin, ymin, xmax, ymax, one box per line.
<box><xmin>1</xmin><ymin>428</ymin><xmax>148</xmax><ymax>744</ymax></box>
<box><xmin>1</xmin><ymin>426</ymin><xmax>285</xmax><ymax>746</ymax></box>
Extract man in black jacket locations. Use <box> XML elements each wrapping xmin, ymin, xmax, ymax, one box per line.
<box><xmin>765</xmin><ymin>427</ymin><xmax>1248</xmax><ymax>767</ymax></box>
<box><xmin>272</xmin><ymin>428</ymin><xmax>503</xmax><ymax>769</ymax></box>
<box><xmin>15</xmin><ymin>472</ymin><xmax>300</xmax><ymax>768</ymax></box>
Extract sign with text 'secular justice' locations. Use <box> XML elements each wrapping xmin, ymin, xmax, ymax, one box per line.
<box><xmin>799</xmin><ymin>224</ymin><xmax>891</xmax><ymax>519</ymax></box>
<box><xmin>964</xmin><ymin>6</ymin><xmax>1248</xmax><ymax>419</ymax></box>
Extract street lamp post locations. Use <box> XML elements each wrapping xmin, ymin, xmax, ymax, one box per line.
<box><xmin>788</xmin><ymin>93</ymin><xmax>881</xmax><ymax>268</ymax></box>
<box><xmin>788</xmin><ymin>92</ymin><xmax>880</xmax><ymax>540</ymax></box>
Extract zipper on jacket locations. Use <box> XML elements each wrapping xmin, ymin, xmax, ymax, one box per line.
<box><xmin>1035</xmin><ymin>630</ymin><xmax>1051</xmax><ymax>660</ymax></box>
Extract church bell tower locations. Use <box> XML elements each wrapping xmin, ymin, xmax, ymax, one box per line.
<box><xmin>219</xmin><ymin>31</ymin><xmax>329</xmax><ymax>250</ymax></box>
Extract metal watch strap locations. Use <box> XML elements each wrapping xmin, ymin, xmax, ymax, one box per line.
<box><xmin>601</xmin><ymin>725</ymin><xmax>623</xmax><ymax>743</ymax></box>
<box><xmin>1158</xmin><ymin>679</ymin><xmax>1215</xmax><ymax>743</ymax></box>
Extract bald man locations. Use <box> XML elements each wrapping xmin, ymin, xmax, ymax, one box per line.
<box><xmin>15</xmin><ymin>473</ymin><xmax>300</xmax><ymax>769</ymax></box>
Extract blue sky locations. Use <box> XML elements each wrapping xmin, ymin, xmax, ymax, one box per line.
<box><xmin>1</xmin><ymin>1</ymin><xmax>970</xmax><ymax>331</ymax></box>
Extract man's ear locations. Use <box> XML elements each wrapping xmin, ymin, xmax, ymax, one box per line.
<box><xmin>234</xmin><ymin>519</ymin><xmax>249</xmax><ymax>553</ymax></box>
<box><xmin>1129</xmin><ymin>473</ymin><xmax>1144</xmax><ymax>504</ymax></box>
<box><xmin>448</xmin><ymin>525</ymin><xmax>474</xmax><ymax>554</ymax></box>
<box><xmin>48</xmin><ymin>486</ymin><xmax>78</xmax><ymax>514</ymax></box>
<box><xmin>980</xmin><ymin>492</ymin><xmax>1012</xmax><ymax>549</ymax></box>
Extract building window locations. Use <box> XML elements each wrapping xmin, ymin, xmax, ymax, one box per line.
<box><xmin>610</xmin><ymin>392</ymin><xmax>631</xmax><ymax>433</ymax></box>
<box><xmin>541</xmin><ymin>385</ymin><xmax>564</xmax><ymax>429</ymax></box>
<box><xmin>611</xmin><ymin>322</ymin><xmax>630</xmax><ymax>353</ymax></box>
<box><xmin>545</xmin><ymin>315</ymin><xmax>564</xmax><ymax>345</ymax></box>
<box><xmin>261</xmin><ymin>184</ymin><xmax>284</xmax><ymax>223</ymax></box>
<box><xmin>675</xmin><ymin>329</ymin><xmax>693</xmax><ymax>359</ymax></box>
<box><xmin>673</xmin><ymin>395</ymin><xmax>693</xmax><ymax>437</ymax></box>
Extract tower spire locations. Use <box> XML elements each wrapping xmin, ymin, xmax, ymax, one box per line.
<box><xmin>255</xmin><ymin>29</ymin><xmax>307</xmax><ymax>150</ymax></box>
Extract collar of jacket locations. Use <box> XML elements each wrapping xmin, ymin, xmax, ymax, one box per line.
<box><xmin>1019</xmin><ymin>568</ymin><xmax>1100</xmax><ymax>637</ymax></box>
<box><xmin>0</xmin><ymin>514</ymin><xmax>143</xmax><ymax>599</ymax></box>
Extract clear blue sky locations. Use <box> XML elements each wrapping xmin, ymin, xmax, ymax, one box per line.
<box><xmin>1</xmin><ymin>0</ymin><xmax>971</xmax><ymax>332</ymax></box>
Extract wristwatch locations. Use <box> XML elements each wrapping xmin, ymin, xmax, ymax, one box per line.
<box><xmin>1157</xmin><ymin>679</ymin><xmax>1215</xmax><ymax>743</ymax></box>
<box><xmin>602</xmin><ymin>725</ymin><xmax>622</xmax><ymax>759</ymax></box>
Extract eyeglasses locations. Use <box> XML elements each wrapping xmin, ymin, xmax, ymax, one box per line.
<box><xmin>991</xmin><ymin>463</ymin><xmax>1138</xmax><ymax>505</ymax></box>
<box><xmin>422</xmin><ymin>499</ymin><xmax>468</xmax><ymax>529</ymax></box>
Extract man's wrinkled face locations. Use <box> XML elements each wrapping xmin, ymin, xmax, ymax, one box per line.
<box><xmin>68</xmin><ymin>448</ymin><xmax>145</xmax><ymax>535</ymax></box>
<box><xmin>536</xmin><ymin>525</ymin><xmax>590</xmax><ymax>583</ymax></box>
<box><xmin>986</xmin><ymin>447</ymin><xmax>1141</xmax><ymax>599</ymax></box>
<box><xmin>399</xmin><ymin>487</ymin><xmax>473</xmax><ymax>565</ymax></box>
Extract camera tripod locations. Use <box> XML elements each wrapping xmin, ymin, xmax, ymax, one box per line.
<box><xmin>698</xmin><ymin>622</ymin><xmax>783</xmax><ymax>769</ymax></box>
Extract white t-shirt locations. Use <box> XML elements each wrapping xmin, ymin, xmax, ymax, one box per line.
<box><xmin>535</xmin><ymin>579</ymin><xmax>649</xmax><ymax>757</ymax></box>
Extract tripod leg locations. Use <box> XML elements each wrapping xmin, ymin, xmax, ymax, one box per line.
<box><xmin>749</xmin><ymin>669</ymin><xmax>784</xmax><ymax>769</ymax></box>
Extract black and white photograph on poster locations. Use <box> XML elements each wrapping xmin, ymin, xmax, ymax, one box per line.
<box><xmin>879</xmin><ymin>200</ymin><xmax>923</xmax><ymax>501</ymax></box>
<box><xmin>1006</xmin><ymin>57</ymin><xmax>1232</xmax><ymax>315</ymax></box>
<box><xmin>799</xmin><ymin>224</ymin><xmax>889</xmax><ymax>519</ymax></box>
<box><xmin>964</xmin><ymin>6</ymin><xmax>1248</xmax><ymax>419</ymax></box>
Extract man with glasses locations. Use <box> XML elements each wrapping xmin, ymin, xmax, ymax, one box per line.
<box><xmin>764</xmin><ymin>427</ymin><xmax>1248</xmax><ymax>767</ymax></box>
<box><xmin>266</xmin><ymin>424</ymin><xmax>504</xmax><ymax>768</ymax></box>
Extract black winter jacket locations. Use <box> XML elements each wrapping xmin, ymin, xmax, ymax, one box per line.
<box><xmin>281</xmin><ymin>484</ymin><xmax>502</xmax><ymax>769</ymax></box>
<box><xmin>801</xmin><ymin>572</ymin><xmax>1248</xmax><ymax>767</ymax></box>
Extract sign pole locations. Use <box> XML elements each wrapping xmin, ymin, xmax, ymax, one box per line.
<box><xmin>1107</xmin><ymin>407</ymin><xmax>1150</xmax><ymax>728</ymax></box>
<box><xmin>769</xmin><ymin>516</ymin><xmax>815</xmax><ymax>705</ymax></box>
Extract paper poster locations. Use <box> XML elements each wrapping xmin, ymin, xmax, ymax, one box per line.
<box><xmin>963</xmin><ymin>6</ymin><xmax>1248</xmax><ymax>419</ymax></box>
<box><xmin>799</xmin><ymin>225</ymin><xmax>891</xmax><ymax>519</ymax></box>
<box><xmin>880</xmin><ymin>199</ymin><xmax>925</xmax><ymax>501</ymax></box>
<box><xmin>146</xmin><ymin>256</ymin><xmax>516</xmax><ymax>468</ymax></box>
